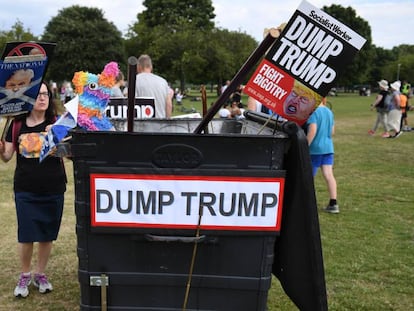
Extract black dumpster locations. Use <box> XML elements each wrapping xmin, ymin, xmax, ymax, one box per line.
<box><xmin>70</xmin><ymin>116</ymin><xmax>327</xmax><ymax>310</ymax></box>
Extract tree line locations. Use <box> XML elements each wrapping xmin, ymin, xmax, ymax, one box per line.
<box><xmin>0</xmin><ymin>1</ymin><xmax>412</xmax><ymax>92</ymax></box>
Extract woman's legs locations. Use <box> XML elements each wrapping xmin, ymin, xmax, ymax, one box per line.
<box><xmin>321</xmin><ymin>164</ymin><xmax>337</xmax><ymax>203</ymax></box>
<box><xmin>19</xmin><ymin>242</ymin><xmax>34</xmax><ymax>273</ymax></box>
<box><xmin>36</xmin><ymin>241</ymin><xmax>53</xmax><ymax>274</ymax></box>
<box><xmin>18</xmin><ymin>241</ymin><xmax>53</xmax><ymax>273</ymax></box>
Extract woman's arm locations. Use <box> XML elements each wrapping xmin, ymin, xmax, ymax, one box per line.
<box><xmin>371</xmin><ymin>94</ymin><xmax>382</xmax><ymax>109</ymax></box>
<box><xmin>307</xmin><ymin>123</ymin><xmax>317</xmax><ymax>145</ymax></box>
<box><xmin>0</xmin><ymin>140</ymin><xmax>15</xmax><ymax>163</ymax></box>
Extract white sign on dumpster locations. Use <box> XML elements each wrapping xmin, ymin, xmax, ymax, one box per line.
<box><xmin>106</xmin><ymin>97</ymin><xmax>155</xmax><ymax>119</ymax></box>
<box><xmin>90</xmin><ymin>173</ymin><xmax>285</xmax><ymax>232</ymax></box>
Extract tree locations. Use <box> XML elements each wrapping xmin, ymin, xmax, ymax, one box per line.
<box><xmin>322</xmin><ymin>4</ymin><xmax>374</xmax><ymax>88</ymax></box>
<box><xmin>369</xmin><ymin>46</ymin><xmax>396</xmax><ymax>83</ymax></box>
<box><xmin>380</xmin><ymin>45</ymin><xmax>414</xmax><ymax>83</ymax></box>
<box><xmin>126</xmin><ymin>0</ymin><xmax>216</xmax><ymax>90</ymax></box>
<box><xmin>125</xmin><ymin>0</ymin><xmax>257</xmax><ymax>91</ymax></box>
<box><xmin>41</xmin><ymin>6</ymin><xmax>126</xmax><ymax>83</ymax></box>
<box><xmin>202</xmin><ymin>29</ymin><xmax>258</xmax><ymax>88</ymax></box>
<box><xmin>151</xmin><ymin>23</ymin><xmax>209</xmax><ymax>90</ymax></box>
<box><xmin>138</xmin><ymin>0</ymin><xmax>215</xmax><ymax>31</ymax></box>
<box><xmin>0</xmin><ymin>20</ymin><xmax>38</xmax><ymax>49</ymax></box>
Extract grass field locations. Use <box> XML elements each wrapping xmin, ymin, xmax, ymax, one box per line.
<box><xmin>0</xmin><ymin>92</ymin><xmax>413</xmax><ymax>310</ymax></box>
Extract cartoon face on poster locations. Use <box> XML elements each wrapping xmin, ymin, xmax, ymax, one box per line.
<box><xmin>0</xmin><ymin>42</ymin><xmax>55</xmax><ymax>117</ymax></box>
<box><xmin>0</xmin><ymin>57</ymin><xmax>46</xmax><ymax>116</ymax></box>
<box><xmin>244</xmin><ymin>0</ymin><xmax>366</xmax><ymax>125</ymax></box>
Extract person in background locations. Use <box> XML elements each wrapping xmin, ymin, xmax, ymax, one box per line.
<box><xmin>168</xmin><ymin>83</ymin><xmax>174</xmax><ymax>112</ymax></box>
<box><xmin>387</xmin><ymin>80</ymin><xmax>402</xmax><ymax>138</ymax></box>
<box><xmin>51</xmin><ymin>81</ymin><xmax>58</xmax><ymax>99</ymax></box>
<box><xmin>399</xmin><ymin>81</ymin><xmax>411</xmax><ymax>131</ymax></box>
<box><xmin>218</xmin><ymin>102</ymin><xmax>232</xmax><ymax>118</ymax></box>
<box><xmin>399</xmin><ymin>92</ymin><xmax>410</xmax><ymax>131</ymax></box>
<box><xmin>0</xmin><ymin>82</ymin><xmax>67</xmax><ymax>298</ymax></box>
<box><xmin>401</xmin><ymin>80</ymin><xmax>411</xmax><ymax>98</ymax></box>
<box><xmin>246</xmin><ymin>96</ymin><xmax>285</xmax><ymax>121</ymax></box>
<box><xmin>247</xmin><ymin>96</ymin><xmax>276</xmax><ymax>115</ymax></box>
<box><xmin>111</xmin><ymin>71</ymin><xmax>125</xmax><ymax>98</ymax></box>
<box><xmin>63</xmin><ymin>82</ymin><xmax>74</xmax><ymax>104</ymax></box>
<box><xmin>175</xmin><ymin>90</ymin><xmax>183</xmax><ymax>106</ymax></box>
<box><xmin>368</xmin><ymin>79</ymin><xmax>391</xmax><ymax>137</ymax></box>
<box><xmin>229</xmin><ymin>86</ymin><xmax>244</xmax><ymax>119</ymax></box>
<box><xmin>221</xmin><ymin>80</ymin><xmax>230</xmax><ymax>95</ymax></box>
<box><xmin>59</xmin><ymin>83</ymin><xmax>66</xmax><ymax>103</ymax></box>
<box><xmin>306</xmin><ymin>97</ymin><xmax>339</xmax><ymax>214</ymax></box>
<box><xmin>135</xmin><ymin>54</ymin><xmax>172</xmax><ymax>118</ymax></box>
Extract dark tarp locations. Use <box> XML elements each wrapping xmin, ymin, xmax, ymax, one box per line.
<box><xmin>273</xmin><ymin>124</ymin><xmax>328</xmax><ymax>311</ymax></box>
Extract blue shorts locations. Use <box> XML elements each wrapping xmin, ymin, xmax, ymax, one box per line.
<box><xmin>15</xmin><ymin>192</ymin><xmax>64</xmax><ymax>243</ymax></box>
<box><xmin>310</xmin><ymin>154</ymin><xmax>334</xmax><ymax>176</ymax></box>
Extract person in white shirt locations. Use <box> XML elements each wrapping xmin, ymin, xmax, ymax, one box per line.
<box><xmin>135</xmin><ymin>54</ymin><xmax>172</xmax><ymax>118</ymax></box>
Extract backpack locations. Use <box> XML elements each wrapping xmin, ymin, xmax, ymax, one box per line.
<box><xmin>11</xmin><ymin>119</ymin><xmax>23</xmax><ymax>151</ymax></box>
<box><xmin>384</xmin><ymin>93</ymin><xmax>393</xmax><ymax>110</ymax></box>
<box><xmin>376</xmin><ymin>91</ymin><xmax>392</xmax><ymax>111</ymax></box>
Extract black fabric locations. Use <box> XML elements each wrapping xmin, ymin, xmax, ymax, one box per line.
<box><xmin>15</xmin><ymin>192</ymin><xmax>64</xmax><ymax>242</ymax></box>
<box><xmin>273</xmin><ymin>125</ymin><xmax>328</xmax><ymax>311</ymax></box>
<box><xmin>231</xmin><ymin>91</ymin><xmax>241</xmax><ymax>103</ymax></box>
<box><xmin>376</xmin><ymin>89</ymin><xmax>390</xmax><ymax>109</ymax></box>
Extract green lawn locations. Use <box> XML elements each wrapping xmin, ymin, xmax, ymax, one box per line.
<box><xmin>0</xmin><ymin>92</ymin><xmax>413</xmax><ymax>310</ymax></box>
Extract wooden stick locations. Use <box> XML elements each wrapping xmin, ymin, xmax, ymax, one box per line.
<box><xmin>194</xmin><ymin>28</ymin><xmax>281</xmax><ymax>134</ymax></box>
<box><xmin>200</xmin><ymin>84</ymin><xmax>207</xmax><ymax>117</ymax></box>
<box><xmin>1</xmin><ymin>116</ymin><xmax>13</xmax><ymax>141</ymax></box>
<box><xmin>182</xmin><ymin>206</ymin><xmax>203</xmax><ymax>311</ymax></box>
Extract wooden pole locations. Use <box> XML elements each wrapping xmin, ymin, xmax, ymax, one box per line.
<box><xmin>194</xmin><ymin>28</ymin><xmax>281</xmax><ymax>134</ymax></box>
<box><xmin>200</xmin><ymin>84</ymin><xmax>207</xmax><ymax>117</ymax></box>
<box><xmin>1</xmin><ymin>116</ymin><xmax>13</xmax><ymax>141</ymax></box>
<box><xmin>127</xmin><ymin>56</ymin><xmax>138</xmax><ymax>133</ymax></box>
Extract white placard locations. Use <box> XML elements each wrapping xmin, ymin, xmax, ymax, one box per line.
<box><xmin>90</xmin><ymin>173</ymin><xmax>285</xmax><ymax>231</ymax></box>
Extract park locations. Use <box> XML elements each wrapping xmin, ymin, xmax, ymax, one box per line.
<box><xmin>0</xmin><ymin>1</ymin><xmax>413</xmax><ymax>309</ymax></box>
<box><xmin>0</xmin><ymin>90</ymin><xmax>413</xmax><ymax>310</ymax></box>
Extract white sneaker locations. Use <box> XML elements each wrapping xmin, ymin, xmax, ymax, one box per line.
<box><xmin>14</xmin><ymin>273</ymin><xmax>31</xmax><ymax>298</ymax></box>
<box><xmin>33</xmin><ymin>273</ymin><xmax>53</xmax><ymax>294</ymax></box>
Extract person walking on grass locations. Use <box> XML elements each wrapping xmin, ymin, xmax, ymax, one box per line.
<box><xmin>368</xmin><ymin>79</ymin><xmax>392</xmax><ymax>137</ymax></box>
<box><xmin>399</xmin><ymin>92</ymin><xmax>410</xmax><ymax>131</ymax></box>
<box><xmin>386</xmin><ymin>80</ymin><xmax>402</xmax><ymax>138</ymax></box>
<box><xmin>0</xmin><ymin>82</ymin><xmax>67</xmax><ymax>298</ymax></box>
<box><xmin>306</xmin><ymin>97</ymin><xmax>339</xmax><ymax>214</ymax></box>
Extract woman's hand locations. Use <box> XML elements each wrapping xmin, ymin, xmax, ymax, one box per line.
<box><xmin>0</xmin><ymin>140</ymin><xmax>5</xmax><ymax>154</ymax></box>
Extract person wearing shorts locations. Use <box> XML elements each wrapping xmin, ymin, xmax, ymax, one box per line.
<box><xmin>306</xmin><ymin>98</ymin><xmax>339</xmax><ymax>214</ymax></box>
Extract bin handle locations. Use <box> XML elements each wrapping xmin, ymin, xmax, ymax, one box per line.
<box><xmin>243</xmin><ymin>110</ymin><xmax>298</xmax><ymax>136</ymax></box>
<box><xmin>144</xmin><ymin>234</ymin><xmax>206</xmax><ymax>243</ymax></box>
